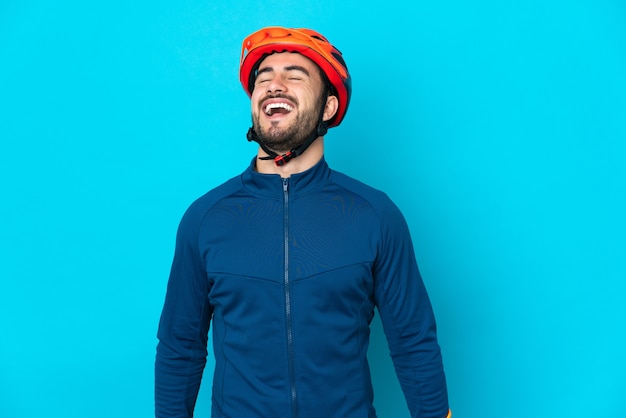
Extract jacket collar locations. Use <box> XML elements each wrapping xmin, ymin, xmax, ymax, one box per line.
<box><xmin>241</xmin><ymin>156</ymin><xmax>332</xmax><ymax>199</ymax></box>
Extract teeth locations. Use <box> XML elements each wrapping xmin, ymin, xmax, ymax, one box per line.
<box><xmin>265</xmin><ymin>102</ymin><xmax>293</xmax><ymax>115</ymax></box>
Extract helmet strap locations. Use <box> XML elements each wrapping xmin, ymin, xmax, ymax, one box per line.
<box><xmin>247</xmin><ymin>97</ymin><xmax>329</xmax><ymax>167</ymax></box>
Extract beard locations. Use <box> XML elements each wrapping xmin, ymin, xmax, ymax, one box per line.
<box><xmin>252</xmin><ymin>94</ymin><xmax>323</xmax><ymax>154</ymax></box>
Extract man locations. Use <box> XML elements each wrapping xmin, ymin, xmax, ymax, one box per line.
<box><xmin>155</xmin><ymin>26</ymin><xmax>451</xmax><ymax>418</ymax></box>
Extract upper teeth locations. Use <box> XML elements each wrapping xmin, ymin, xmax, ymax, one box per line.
<box><xmin>265</xmin><ymin>102</ymin><xmax>293</xmax><ymax>114</ymax></box>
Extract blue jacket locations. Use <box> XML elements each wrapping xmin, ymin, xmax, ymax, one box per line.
<box><xmin>155</xmin><ymin>157</ymin><xmax>449</xmax><ymax>418</ymax></box>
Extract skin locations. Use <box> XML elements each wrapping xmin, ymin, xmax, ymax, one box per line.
<box><xmin>250</xmin><ymin>52</ymin><xmax>338</xmax><ymax>178</ymax></box>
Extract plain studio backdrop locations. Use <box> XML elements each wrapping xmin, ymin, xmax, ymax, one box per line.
<box><xmin>1</xmin><ymin>1</ymin><xmax>624</xmax><ymax>417</ymax></box>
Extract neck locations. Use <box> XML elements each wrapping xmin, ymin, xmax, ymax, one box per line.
<box><xmin>255</xmin><ymin>137</ymin><xmax>324</xmax><ymax>177</ymax></box>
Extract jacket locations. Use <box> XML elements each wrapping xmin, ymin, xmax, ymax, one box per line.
<box><xmin>155</xmin><ymin>157</ymin><xmax>449</xmax><ymax>418</ymax></box>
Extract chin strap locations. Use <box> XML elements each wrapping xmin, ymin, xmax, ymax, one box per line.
<box><xmin>246</xmin><ymin>122</ymin><xmax>327</xmax><ymax>166</ymax></box>
<box><xmin>247</xmin><ymin>97</ymin><xmax>329</xmax><ymax>166</ymax></box>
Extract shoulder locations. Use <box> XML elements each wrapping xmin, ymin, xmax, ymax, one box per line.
<box><xmin>177</xmin><ymin>174</ymin><xmax>243</xmax><ymax>232</ymax></box>
<box><xmin>329</xmin><ymin>169</ymin><xmax>401</xmax><ymax>216</ymax></box>
<box><xmin>328</xmin><ymin>169</ymin><xmax>412</xmax><ymax>243</ymax></box>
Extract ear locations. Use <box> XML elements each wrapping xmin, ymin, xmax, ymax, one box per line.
<box><xmin>322</xmin><ymin>95</ymin><xmax>339</xmax><ymax>122</ymax></box>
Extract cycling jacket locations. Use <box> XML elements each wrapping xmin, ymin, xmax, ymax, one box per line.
<box><xmin>155</xmin><ymin>157</ymin><xmax>449</xmax><ymax>418</ymax></box>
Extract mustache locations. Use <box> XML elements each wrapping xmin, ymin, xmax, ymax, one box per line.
<box><xmin>259</xmin><ymin>93</ymin><xmax>298</xmax><ymax>107</ymax></box>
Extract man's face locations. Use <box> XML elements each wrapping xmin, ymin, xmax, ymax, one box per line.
<box><xmin>250</xmin><ymin>52</ymin><xmax>327</xmax><ymax>153</ymax></box>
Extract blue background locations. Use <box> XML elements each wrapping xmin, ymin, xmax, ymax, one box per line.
<box><xmin>1</xmin><ymin>1</ymin><xmax>625</xmax><ymax>417</ymax></box>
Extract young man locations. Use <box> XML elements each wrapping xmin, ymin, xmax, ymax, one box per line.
<box><xmin>155</xmin><ymin>26</ymin><xmax>451</xmax><ymax>418</ymax></box>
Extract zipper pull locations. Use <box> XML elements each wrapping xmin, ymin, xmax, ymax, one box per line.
<box><xmin>282</xmin><ymin>178</ymin><xmax>289</xmax><ymax>193</ymax></box>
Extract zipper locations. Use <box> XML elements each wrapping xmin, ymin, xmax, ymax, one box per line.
<box><xmin>283</xmin><ymin>178</ymin><xmax>298</xmax><ymax>418</ymax></box>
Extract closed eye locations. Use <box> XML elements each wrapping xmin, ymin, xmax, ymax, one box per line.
<box><xmin>255</xmin><ymin>67</ymin><xmax>274</xmax><ymax>85</ymax></box>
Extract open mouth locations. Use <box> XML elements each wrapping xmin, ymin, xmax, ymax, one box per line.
<box><xmin>264</xmin><ymin>102</ymin><xmax>294</xmax><ymax>116</ymax></box>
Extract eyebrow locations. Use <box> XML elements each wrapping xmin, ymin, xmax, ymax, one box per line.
<box><xmin>256</xmin><ymin>65</ymin><xmax>311</xmax><ymax>77</ymax></box>
<box><xmin>284</xmin><ymin>65</ymin><xmax>310</xmax><ymax>76</ymax></box>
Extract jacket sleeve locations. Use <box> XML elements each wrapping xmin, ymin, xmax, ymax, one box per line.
<box><xmin>372</xmin><ymin>199</ymin><xmax>450</xmax><ymax>418</ymax></box>
<box><xmin>155</xmin><ymin>206</ymin><xmax>213</xmax><ymax>418</ymax></box>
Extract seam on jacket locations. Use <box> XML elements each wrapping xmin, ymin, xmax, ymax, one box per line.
<box><xmin>291</xmin><ymin>261</ymin><xmax>372</xmax><ymax>282</ymax></box>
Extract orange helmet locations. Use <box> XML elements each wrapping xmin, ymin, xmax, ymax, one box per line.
<box><xmin>240</xmin><ymin>26</ymin><xmax>351</xmax><ymax>128</ymax></box>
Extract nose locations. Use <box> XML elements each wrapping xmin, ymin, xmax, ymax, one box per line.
<box><xmin>266</xmin><ymin>74</ymin><xmax>286</xmax><ymax>94</ymax></box>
